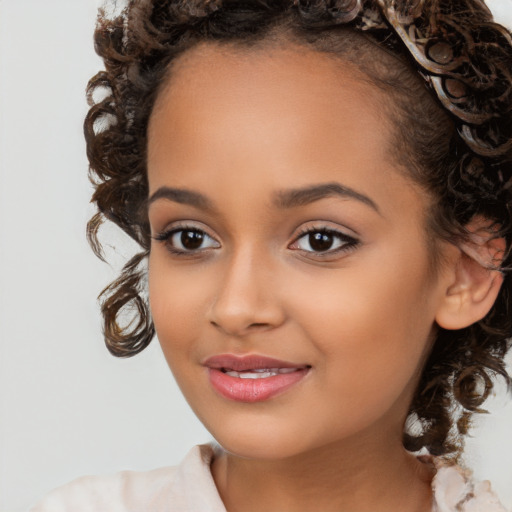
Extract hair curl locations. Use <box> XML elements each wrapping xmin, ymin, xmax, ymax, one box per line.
<box><xmin>85</xmin><ymin>0</ymin><xmax>512</xmax><ymax>458</ymax></box>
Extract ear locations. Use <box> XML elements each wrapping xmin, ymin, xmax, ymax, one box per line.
<box><xmin>435</xmin><ymin>218</ymin><xmax>505</xmax><ymax>331</ymax></box>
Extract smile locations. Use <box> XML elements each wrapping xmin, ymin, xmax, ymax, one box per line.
<box><xmin>204</xmin><ymin>355</ymin><xmax>310</xmax><ymax>402</ymax></box>
<box><xmin>223</xmin><ymin>367</ymin><xmax>300</xmax><ymax>379</ymax></box>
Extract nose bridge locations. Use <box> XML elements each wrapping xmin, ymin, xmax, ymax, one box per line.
<box><xmin>209</xmin><ymin>242</ymin><xmax>283</xmax><ymax>335</ymax></box>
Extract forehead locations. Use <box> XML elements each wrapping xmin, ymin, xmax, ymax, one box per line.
<box><xmin>150</xmin><ymin>43</ymin><xmax>391</xmax><ymax>168</ymax></box>
<box><xmin>147</xmin><ymin>41</ymin><xmax>426</xmax><ymax>219</ymax></box>
<box><xmin>151</xmin><ymin>41</ymin><xmax>388</xmax><ymax>123</ymax></box>
<box><xmin>156</xmin><ymin>39</ymin><xmax>379</xmax><ymax>96</ymax></box>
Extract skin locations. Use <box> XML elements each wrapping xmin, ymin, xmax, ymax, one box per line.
<box><xmin>146</xmin><ymin>42</ymin><xmax>462</xmax><ymax>512</ymax></box>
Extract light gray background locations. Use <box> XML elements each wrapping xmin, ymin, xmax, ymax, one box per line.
<box><xmin>0</xmin><ymin>1</ymin><xmax>511</xmax><ymax>511</ymax></box>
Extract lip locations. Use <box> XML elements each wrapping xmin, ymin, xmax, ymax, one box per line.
<box><xmin>204</xmin><ymin>354</ymin><xmax>311</xmax><ymax>403</ymax></box>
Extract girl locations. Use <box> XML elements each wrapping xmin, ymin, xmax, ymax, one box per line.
<box><xmin>32</xmin><ymin>0</ymin><xmax>512</xmax><ymax>510</ymax></box>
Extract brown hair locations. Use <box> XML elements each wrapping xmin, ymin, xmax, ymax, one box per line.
<box><xmin>85</xmin><ymin>0</ymin><xmax>512</xmax><ymax>458</ymax></box>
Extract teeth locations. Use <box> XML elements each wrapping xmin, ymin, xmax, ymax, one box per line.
<box><xmin>241</xmin><ymin>372</ymin><xmax>276</xmax><ymax>379</ymax></box>
<box><xmin>223</xmin><ymin>367</ymin><xmax>301</xmax><ymax>379</ymax></box>
<box><xmin>278</xmin><ymin>368</ymin><xmax>298</xmax><ymax>374</ymax></box>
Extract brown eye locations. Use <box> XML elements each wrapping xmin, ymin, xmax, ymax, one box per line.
<box><xmin>308</xmin><ymin>232</ymin><xmax>334</xmax><ymax>252</ymax></box>
<box><xmin>154</xmin><ymin>227</ymin><xmax>220</xmax><ymax>253</ymax></box>
<box><xmin>290</xmin><ymin>228</ymin><xmax>358</xmax><ymax>255</ymax></box>
<box><xmin>180</xmin><ymin>230</ymin><xmax>205</xmax><ymax>250</ymax></box>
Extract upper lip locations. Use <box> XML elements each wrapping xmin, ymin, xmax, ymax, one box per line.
<box><xmin>203</xmin><ymin>354</ymin><xmax>309</xmax><ymax>372</ymax></box>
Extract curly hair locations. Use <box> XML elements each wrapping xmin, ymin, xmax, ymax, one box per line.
<box><xmin>85</xmin><ymin>0</ymin><xmax>512</xmax><ymax>458</ymax></box>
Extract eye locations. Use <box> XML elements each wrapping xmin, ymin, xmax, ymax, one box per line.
<box><xmin>290</xmin><ymin>227</ymin><xmax>358</xmax><ymax>255</ymax></box>
<box><xmin>153</xmin><ymin>226</ymin><xmax>220</xmax><ymax>254</ymax></box>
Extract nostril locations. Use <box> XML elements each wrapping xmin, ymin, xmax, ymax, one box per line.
<box><xmin>209</xmin><ymin>319</ymin><xmax>272</xmax><ymax>336</ymax></box>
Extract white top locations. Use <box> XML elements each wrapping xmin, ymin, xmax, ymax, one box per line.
<box><xmin>29</xmin><ymin>444</ymin><xmax>506</xmax><ymax>512</ymax></box>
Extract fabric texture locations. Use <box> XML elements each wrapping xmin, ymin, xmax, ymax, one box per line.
<box><xmin>431</xmin><ymin>459</ymin><xmax>507</xmax><ymax>512</ymax></box>
<box><xmin>30</xmin><ymin>444</ymin><xmax>506</xmax><ymax>512</ymax></box>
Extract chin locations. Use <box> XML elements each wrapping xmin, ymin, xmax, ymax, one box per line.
<box><xmin>207</xmin><ymin>419</ymin><xmax>335</xmax><ymax>462</ymax></box>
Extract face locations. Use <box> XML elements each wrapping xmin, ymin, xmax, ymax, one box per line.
<box><xmin>147</xmin><ymin>42</ymin><xmax>453</xmax><ymax>460</ymax></box>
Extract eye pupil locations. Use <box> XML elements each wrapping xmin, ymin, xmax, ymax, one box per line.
<box><xmin>181</xmin><ymin>230</ymin><xmax>204</xmax><ymax>250</ymax></box>
<box><xmin>309</xmin><ymin>232</ymin><xmax>333</xmax><ymax>252</ymax></box>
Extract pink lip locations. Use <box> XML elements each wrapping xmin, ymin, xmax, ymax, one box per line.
<box><xmin>204</xmin><ymin>354</ymin><xmax>310</xmax><ymax>403</ymax></box>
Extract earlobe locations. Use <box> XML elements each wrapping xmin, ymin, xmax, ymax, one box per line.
<box><xmin>435</xmin><ymin>236</ymin><xmax>505</xmax><ymax>331</ymax></box>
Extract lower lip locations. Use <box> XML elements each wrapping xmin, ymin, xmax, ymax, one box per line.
<box><xmin>208</xmin><ymin>368</ymin><xmax>309</xmax><ymax>402</ymax></box>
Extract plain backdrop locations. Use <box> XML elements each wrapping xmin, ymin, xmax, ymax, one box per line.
<box><xmin>1</xmin><ymin>1</ymin><xmax>512</xmax><ymax>511</ymax></box>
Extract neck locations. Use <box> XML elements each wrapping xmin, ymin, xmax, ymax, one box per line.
<box><xmin>211</xmin><ymin>433</ymin><xmax>433</xmax><ymax>512</ymax></box>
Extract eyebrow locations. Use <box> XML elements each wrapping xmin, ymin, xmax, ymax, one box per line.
<box><xmin>148</xmin><ymin>187</ymin><xmax>214</xmax><ymax>211</ymax></box>
<box><xmin>274</xmin><ymin>182</ymin><xmax>380</xmax><ymax>214</ymax></box>
<box><xmin>147</xmin><ymin>182</ymin><xmax>380</xmax><ymax>215</ymax></box>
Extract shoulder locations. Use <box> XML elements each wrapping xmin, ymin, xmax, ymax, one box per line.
<box><xmin>29</xmin><ymin>465</ymin><xmax>179</xmax><ymax>512</ymax></box>
<box><xmin>431</xmin><ymin>458</ymin><xmax>507</xmax><ymax>512</ymax></box>
<box><xmin>29</xmin><ymin>444</ymin><xmax>226</xmax><ymax>512</ymax></box>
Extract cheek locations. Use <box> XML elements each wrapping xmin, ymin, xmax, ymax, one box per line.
<box><xmin>284</xmin><ymin>246</ymin><xmax>438</xmax><ymax>376</ymax></box>
<box><xmin>148</xmin><ymin>253</ymin><xmax>210</xmax><ymax>354</ymax></box>
<box><xmin>283</xmin><ymin>269</ymin><xmax>436</xmax><ymax>434</ymax></box>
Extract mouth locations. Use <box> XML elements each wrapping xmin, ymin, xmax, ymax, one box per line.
<box><xmin>204</xmin><ymin>354</ymin><xmax>311</xmax><ymax>402</ymax></box>
<box><xmin>221</xmin><ymin>367</ymin><xmax>302</xmax><ymax>379</ymax></box>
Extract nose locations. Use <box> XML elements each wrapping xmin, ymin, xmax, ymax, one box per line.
<box><xmin>208</xmin><ymin>248</ymin><xmax>286</xmax><ymax>337</ymax></box>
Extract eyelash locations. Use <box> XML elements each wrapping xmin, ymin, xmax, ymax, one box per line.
<box><xmin>290</xmin><ymin>226</ymin><xmax>359</xmax><ymax>258</ymax></box>
<box><xmin>152</xmin><ymin>224</ymin><xmax>220</xmax><ymax>257</ymax></box>
<box><xmin>152</xmin><ymin>224</ymin><xmax>360</xmax><ymax>258</ymax></box>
